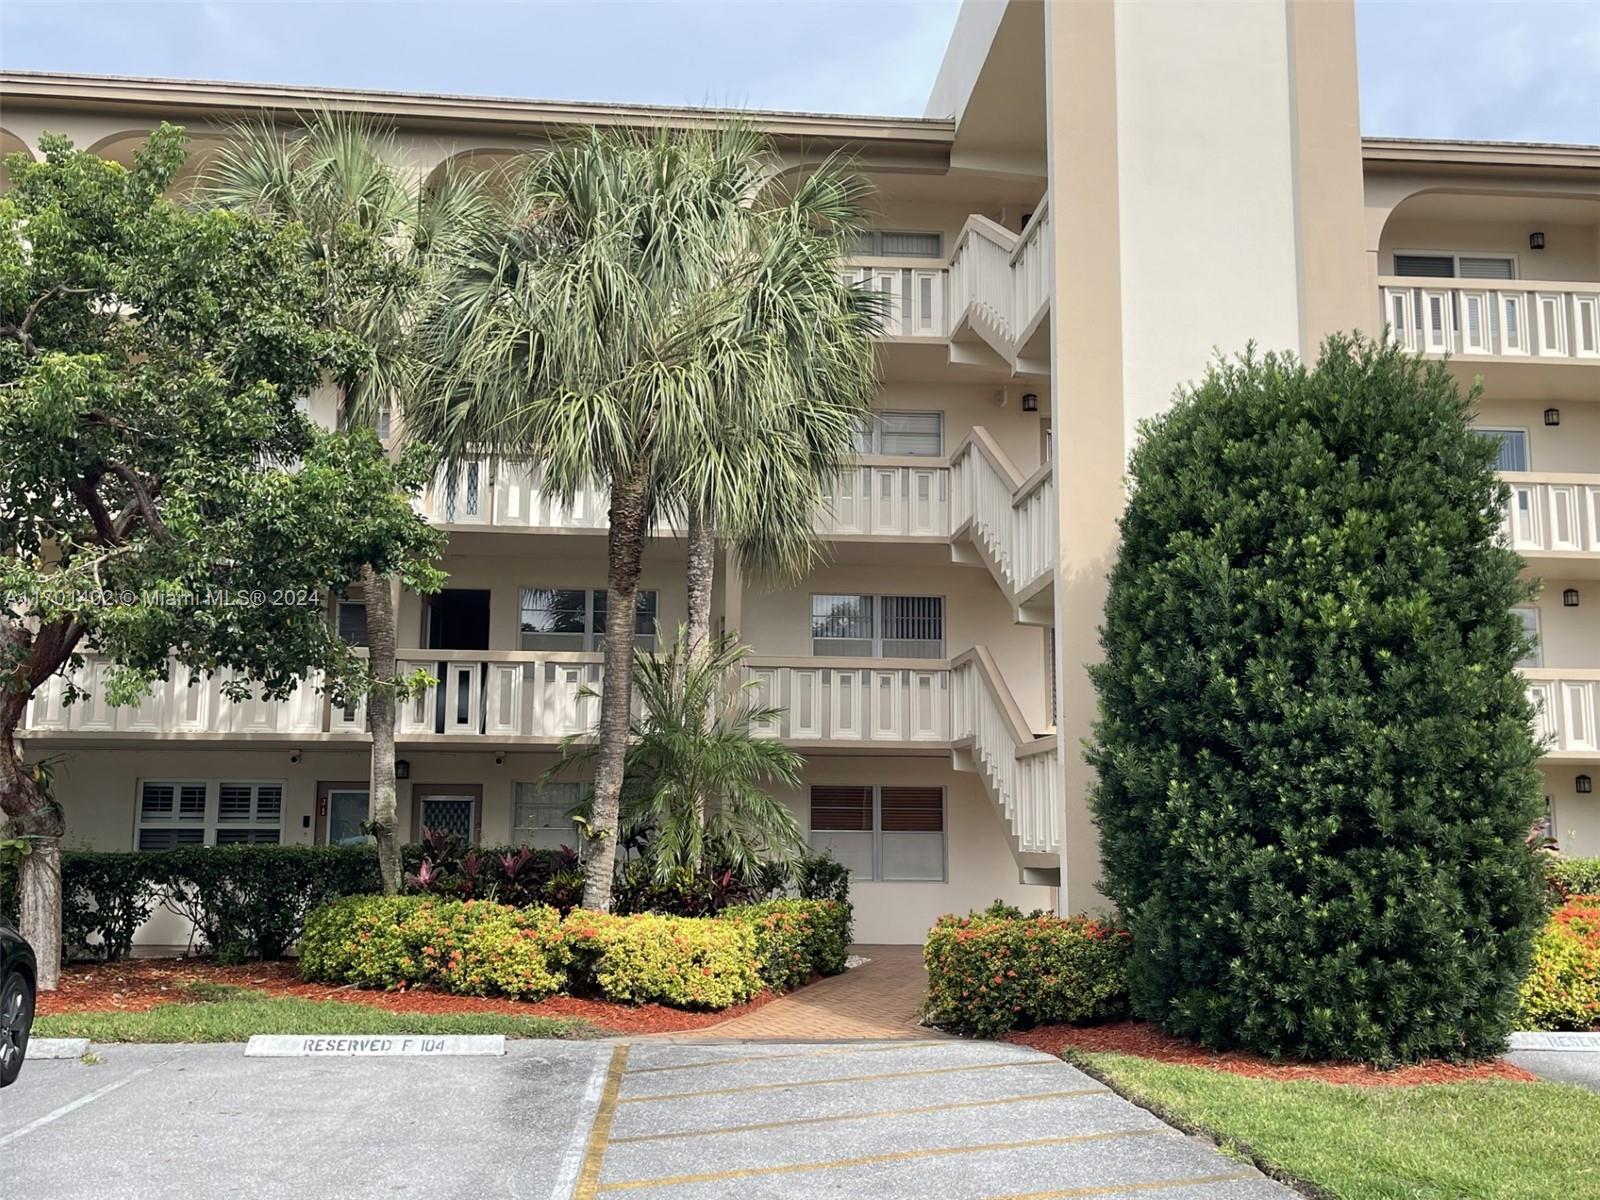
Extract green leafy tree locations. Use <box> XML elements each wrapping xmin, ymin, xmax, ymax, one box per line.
<box><xmin>411</xmin><ymin>125</ymin><xmax>877</xmax><ymax>909</ymax></box>
<box><xmin>550</xmin><ymin>631</ymin><xmax>805</xmax><ymax>884</ymax></box>
<box><xmin>0</xmin><ymin>127</ymin><xmax>441</xmax><ymax>985</ymax></box>
<box><xmin>1087</xmin><ymin>336</ymin><xmax>1546</xmax><ymax>1063</ymax></box>
<box><xmin>203</xmin><ymin>113</ymin><xmax>476</xmax><ymax>894</ymax></box>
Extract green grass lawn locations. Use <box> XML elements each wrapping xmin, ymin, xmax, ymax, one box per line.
<box><xmin>1070</xmin><ymin>1051</ymin><xmax>1599</xmax><ymax>1200</ymax></box>
<box><xmin>33</xmin><ymin>985</ymin><xmax>596</xmax><ymax>1043</ymax></box>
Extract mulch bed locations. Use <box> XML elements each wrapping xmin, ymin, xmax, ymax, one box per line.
<box><xmin>1007</xmin><ymin>1020</ymin><xmax>1538</xmax><ymax>1086</ymax></box>
<box><xmin>37</xmin><ymin>958</ymin><xmax>779</xmax><ymax>1035</ymax></box>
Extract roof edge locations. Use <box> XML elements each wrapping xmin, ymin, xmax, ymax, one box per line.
<box><xmin>1362</xmin><ymin>135</ymin><xmax>1600</xmax><ymax>170</ymax></box>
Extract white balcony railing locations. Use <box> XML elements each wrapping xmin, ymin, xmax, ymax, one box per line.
<box><xmin>950</xmin><ymin>429</ymin><xmax>1056</xmax><ymax>608</ymax></box>
<box><xmin>1381</xmin><ymin>278</ymin><xmax>1600</xmax><ymax>361</ymax></box>
<box><xmin>951</xmin><ymin>646</ymin><xmax>1059</xmax><ymax>861</ymax></box>
<box><xmin>1527</xmin><ymin>669</ymin><xmax>1600</xmax><ymax>757</ymax></box>
<box><xmin>814</xmin><ymin>460</ymin><xmax>950</xmax><ymax>539</ymax></box>
<box><xmin>745</xmin><ymin>658</ymin><xmax>951</xmax><ymax>744</ymax></box>
<box><xmin>848</xmin><ymin>264</ymin><xmax>947</xmax><ymax>338</ymax></box>
<box><xmin>1502</xmin><ymin>473</ymin><xmax>1600</xmax><ymax>556</ymax></box>
<box><xmin>24</xmin><ymin>657</ymin><xmax>338</xmax><ymax>737</ymax></box>
<box><xmin>419</xmin><ymin>459</ymin><xmax>643</xmax><ymax>531</ymax></box>
<box><xmin>1011</xmin><ymin>199</ymin><xmax>1052</xmax><ymax>342</ymax></box>
<box><xmin>946</xmin><ymin>199</ymin><xmax>1051</xmax><ymax>371</ymax></box>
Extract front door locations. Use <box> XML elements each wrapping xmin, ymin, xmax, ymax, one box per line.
<box><xmin>318</xmin><ymin>781</ymin><xmax>371</xmax><ymax>846</ymax></box>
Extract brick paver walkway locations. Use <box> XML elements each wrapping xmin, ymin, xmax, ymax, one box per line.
<box><xmin>683</xmin><ymin>944</ymin><xmax>933</xmax><ymax>1041</ymax></box>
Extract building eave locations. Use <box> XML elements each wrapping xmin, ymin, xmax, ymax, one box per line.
<box><xmin>1362</xmin><ymin>136</ymin><xmax>1600</xmax><ymax>173</ymax></box>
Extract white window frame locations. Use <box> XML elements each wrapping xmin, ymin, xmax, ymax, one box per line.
<box><xmin>519</xmin><ymin>587</ymin><xmax>659</xmax><ymax>652</ymax></box>
<box><xmin>511</xmin><ymin>781</ymin><xmax>583</xmax><ymax>851</ymax></box>
<box><xmin>1514</xmin><ymin>606</ymin><xmax>1543</xmax><ymax>669</ymax></box>
<box><xmin>807</xmin><ymin>784</ymin><xmax>947</xmax><ymax>883</ymax></box>
<box><xmin>418</xmin><ymin>793</ymin><xmax>480</xmax><ymax>843</ymax></box>
<box><xmin>858</xmin><ymin>410</ymin><xmax>945</xmax><ymax>457</ymax></box>
<box><xmin>1392</xmin><ymin>250</ymin><xmax>1520</xmax><ymax>279</ymax></box>
<box><xmin>809</xmin><ymin>593</ymin><xmax>945</xmax><ymax>658</ymax></box>
<box><xmin>1475</xmin><ymin>426</ymin><xmax>1531</xmax><ymax>473</ymax></box>
<box><xmin>134</xmin><ymin>779</ymin><xmax>285</xmax><ymax>851</ymax></box>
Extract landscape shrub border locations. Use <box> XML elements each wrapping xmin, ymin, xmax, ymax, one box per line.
<box><xmin>1547</xmin><ymin>858</ymin><xmax>1600</xmax><ymax>905</ymax></box>
<box><xmin>298</xmin><ymin>893</ymin><xmax>852</xmax><ymax>1011</ymax></box>
<box><xmin>923</xmin><ymin>908</ymin><xmax>1133</xmax><ymax>1039</ymax></box>
<box><xmin>1518</xmin><ymin>895</ymin><xmax>1600</xmax><ymax>1031</ymax></box>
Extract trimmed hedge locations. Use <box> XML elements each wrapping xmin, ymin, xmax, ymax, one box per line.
<box><xmin>1518</xmin><ymin>895</ymin><xmax>1600</xmax><ymax>1031</ymax></box>
<box><xmin>0</xmin><ymin>845</ymin><xmax>382</xmax><ymax>964</ymax></box>
<box><xmin>300</xmin><ymin>895</ymin><xmax>567</xmax><ymax>1000</ymax></box>
<box><xmin>299</xmin><ymin>894</ymin><xmax>848</xmax><ymax>1011</ymax></box>
<box><xmin>1548</xmin><ymin>858</ymin><xmax>1600</xmax><ymax>905</ymax></box>
<box><xmin>923</xmin><ymin>911</ymin><xmax>1133</xmax><ymax>1039</ymax></box>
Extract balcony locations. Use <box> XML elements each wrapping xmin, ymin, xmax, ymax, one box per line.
<box><xmin>1381</xmin><ymin>278</ymin><xmax>1600</xmax><ymax>363</ymax></box>
<box><xmin>947</xmin><ymin>200</ymin><xmax>1052</xmax><ymax>377</ymax></box>
<box><xmin>1527</xmin><ymin>669</ymin><xmax>1600</xmax><ymax>761</ymax></box>
<box><xmin>950</xmin><ymin>430</ymin><xmax>1056</xmax><ymax>623</ymax></box>
<box><xmin>1503</xmin><ymin>473</ymin><xmax>1600</xmax><ymax>575</ymax></box>
<box><xmin>847</xmin><ymin>264</ymin><xmax>948</xmax><ymax>339</ymax></box>
<box><xmin>814</xmin><ymin>460</ymin><xmax>951</xmax><ymax>541</ymax></box>
<box><xmin>951</xmin><ymin>646</ymin><xmax>1059</xmax><ymax>880</ymax></box>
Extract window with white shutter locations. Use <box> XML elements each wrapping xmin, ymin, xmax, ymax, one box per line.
<box><xmin>1514</xmin><ymin>607</ymin><xmax>1542</xmax><ymax>669</ymax></box>
<box><xmin>808</xmin><ymin>784</ymin><xmax>945</xmax><ymax>882</ymax></box>
<box><xmin>512</xmin><ymin>782</ymin><xmax>582</xmax><ymax>851</ymax></box>
<box><xmin>1474</xmin><ymin>428</ymin><xmax>1530</xmax><ymax>472</ymax></box>
<box><xmin>854</xmin><ymin>230</ymin><xmax>942</xmax><ymax>259</ymax></box>
<box><xmin>811</xmin><ymin>594</ymin><xmax>943</xmax><ymax>657</ymax></box>
<box><xmin>861</xmin><ymin>411</ymin><xmax>943</xmax><ymax>456</ymax></box>
<box><xmin>135</xmin><ymin>780</ymin><xmax>283</xmax><ymax>849</ymax></box>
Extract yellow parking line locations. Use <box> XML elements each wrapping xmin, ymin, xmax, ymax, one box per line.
<box><xmin>609</xmin><ymin>1087</ymin><xmax>1110</xmax><ymax>1144</ymax></box>
<box><xmin>626</xmin><ymin>1040</ymin><xmax>946</xmax><ymax>1075</ymax></box>
<box><xmin>597</xmin><ymin>1128</ymin><xmax>1166</xmax><ymax>1192</ymax></box>
<box><xmin>985</xmin><ymin>1172</ymin><xmax>1261</xmax><ymax>1199</ymax></box>
<box><xmin>572</xmin><ymin>1043</ymin><xmax>630</xmax><ymax>1200</ymax></box>
<box><xmin>618</xmin><ymin>1058</ymin><xmax>1041</xmax><ymax>1104</ymax></box>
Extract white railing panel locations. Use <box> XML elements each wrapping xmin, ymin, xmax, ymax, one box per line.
<box><xmin>1500</xmin><ymin>476</ymin><xmax>1600</xmax><ymax>555</ymax></box>
<box><xmin>1381</xmin><ymin>279</ymin><xmax>1600</xmax><ymax>360</ymax></box>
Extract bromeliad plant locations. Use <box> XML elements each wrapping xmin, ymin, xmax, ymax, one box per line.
<box><xmin>549</xmin><ymin>631</ymin><xmax>806</xmax><ymax>886</ymax></box>
<box><xmin>403</xmin><ymin>828</ymin><xmax>586</xmax><ymax>911</ymax></box>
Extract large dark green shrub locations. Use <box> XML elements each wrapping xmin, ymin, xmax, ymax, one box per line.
<box><xmin>1087</xmin><ymin>337</ymin><xmax>1546</xmax><ymax>1063</ymax></box>
<box><xmin>923</xmin><ymin>911</ymin><xmax>1133</xmax><ymax>1038</ymax></box>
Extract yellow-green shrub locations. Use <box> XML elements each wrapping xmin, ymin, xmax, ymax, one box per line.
<box><xmin>563</xmin><ymin>910</ymin><xmax>761</xmax><ymax>1009</ymax></box>
<box><xmin>298</xmin><ymin>895</ymin><xmax>565</xmax><ymax>1000</ymax></box>
<box><xmin>725</xmin><ymin>899</ymin><xmax>851</xmax><ymax>989</ymax></box>
<box><xmin>1518</xmin><ymin>898</ymin><xmax>1600</xmax><ymax>1031</ymax></box>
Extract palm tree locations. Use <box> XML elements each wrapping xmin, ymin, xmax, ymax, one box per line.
<box><xmin>412</xmin><ymin>125</ymin><xmax>879</xmax><ymax>909</ymax></box>
<box><xmin>203</xmin><ymin>113</ymin><xmax>483</xmax><ymax>893</ymax></box>
<box><xmin>552</xmin><ymin>631</ymin><xmax>806</xmax><ymax>881</ymax></box>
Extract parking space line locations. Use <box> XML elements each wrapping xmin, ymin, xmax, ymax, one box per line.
<box><xmin>549</xmin><ymin>1046</ymin><xmax>621</xmax><ymax>1200</ymax></box>
<box><xmin>0</xmin><ymin>1066</ymin><xmax>156</xmax><ymax>1148</ymax></box>
<box><xmin>625</xmin><ymin>1040</ymin><xmax>946</xmax><ymax>1075</ymax></box>
<box><xmin>619</xmin><ymin>1058</ymin><xmax>1040</xmax><ymax>1103</ymax></box>
<box><xmin>985</xmin><ymin>1172</ymin><xmax>1261</xmax><ymax>1199</ymax></box>
<box><xmin>572</xmin><ymin>1043</ymin><xmax>630</xmax><ymax>1200</ymax></box>
<box><xmin>609</xmin><ymin>1087</ymin><xmax>1110</xmax><ymax>1144</ymax></box>
<box><xmin>596</xmin><ymin>1128</ymin><xmax>1168</xmax><ymax>1192</ymax></box>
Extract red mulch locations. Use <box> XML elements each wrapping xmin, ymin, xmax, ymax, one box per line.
<box><xmin>1006</xmin><ymin>1021</ymin><xmax>1537</xmax><ymax>1087</ymax></box>
<box><xmin>37</xmin><ymin>958</ymin><xmax>779</xmax><ymax>1035</ymax></box>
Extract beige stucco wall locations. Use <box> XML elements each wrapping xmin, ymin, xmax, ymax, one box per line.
<box><xmin>1544</xmin><ymin>765</ymin><xmax>1600</xmax><ymax>859</ymax></box>
<box><xmin>1378</xmin><ymin>217</ymin><xmax>1600</xmax><ymax>282</ymax></box>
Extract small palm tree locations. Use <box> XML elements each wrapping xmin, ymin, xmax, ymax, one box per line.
<box><xmin>551</xmin><ymin>631</ymin><xmax>805</xmax><ymax>882</ymax></box>
<box><xmin>412</xmin><ymin>124</ymin><xmax>877</xmax><ymax>910</ymax></box>
<box><xmin>203</xmin><ymin>113</ymin><xmax>482</xmax><ymax>893</ymax></box>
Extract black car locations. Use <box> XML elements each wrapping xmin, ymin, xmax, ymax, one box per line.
<box><xmin>0</xmin><ymin>916</ymin><xmax>36</xmax><ymax>1087</ymax></box>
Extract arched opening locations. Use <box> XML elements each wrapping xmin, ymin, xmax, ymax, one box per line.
<box><xmin>1378</xmin><ymin>190</ymin><xmax>1600</xmax><ymax>284</ymax></box>
<box><xmin>0</xmin><ymin>129</ymin><xmax>35</xmax><ymax>191</ymax></box>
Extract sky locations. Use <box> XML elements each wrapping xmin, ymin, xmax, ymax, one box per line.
<box><xmin>1</xmin><ymin>0</ymin><xmax>1598</xmax><ymax>144</ymax></box>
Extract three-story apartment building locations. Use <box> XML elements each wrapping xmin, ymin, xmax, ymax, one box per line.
<box><xmin>5</xmin><ymin>0</ymin><xmax>1597</xmax><ymax>944</ymax></box>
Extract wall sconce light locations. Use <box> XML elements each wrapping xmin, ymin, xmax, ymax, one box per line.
<box><xmin>1021</xmin><ymin>392</ymin><xmax>1039</xmax><ymax>413</ymax></box>
<box><xmin>494</xmin><ymin>752</ymin><xmax>506</xmax><ymax>766</ymax></box>
<box><xmin>1544</xmin><ymin>408</ymin><xmax>1561</xmax><ymax>426</ymax></box>
<box><xmin>395</xmin><ymin>759</ymin><xmax>411</xmax><ymax>780</ymax></box>
<box><xmin>1578</xmin><ymin>774</ymin><xmax>1593</xmax><ymax>795</ymax></box>
<box><xmin>1529</xmin><ymin>232</ymin><xmax>1546</xmax><ymax>250</ymax></box>
<box><xmin>1563</xmin><ymin>588</ymin><xmax>1580</xmax><ymax>607</ymax></box>
<box><xmin>289</xmin><ymin>749</ymin><xmax>302</xmax><ymax>765</ymax></box>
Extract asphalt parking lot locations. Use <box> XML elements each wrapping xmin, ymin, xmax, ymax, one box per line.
<box><xmin>3</xmin><ymin>1039</ymin><xmax>1294</xmax><ymax>1199</ymax></box>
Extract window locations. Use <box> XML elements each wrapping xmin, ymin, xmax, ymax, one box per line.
<box><xmin>853</xmin><ymin>230</ymin><xmax>942</xmax><ymax>259</ymax></box>
<box><xmin>810</xmin><ymin>594</ymin><xmax>943</xmax><ymax>658</ymax></box>
<box><xmin>519</xmin><ymin>588</ymin><xmax>659</xmax><ymax>652</ymax></box>
<box><xmin>1474</xmin><ymin>428</ymin><xmax>1530</xmax><ymax>473</ymax></box>
<box><xmin>1393</xmin><ymin>252</ymin><xmax>1516</xmax><ymax>279</ymax></box>
<box><xmin>512</xmin><ymin>782</ymin><xmax>582</xmax><ymax>851</ymax></box>
<box><xmin>136</xmin><ymin>780</ymin><xmax>283</xmax><ymax>850</ymax></box>
<box><xmin>858</xmin><ymin>411</ymin><xmax>943</xmax><ymax>457</ymax></box>
<box><xmin>337</xmin><ymin>601</ymin><xmax>369</xmax><ymax>647</ymax></box>
<box><xmin>419</xmin><ymin>794</ymin><xmax>477</xmax><ymax>841</ymax></box>
<box><xmin>1514</xmin><ymin>606</ymin><xmax>1542</xmax><ymax>669</ymax></box>
<box><xmin>808</xmin><ymin>784</ymin><xmax>945</xmax><ymax>882</ymax></box>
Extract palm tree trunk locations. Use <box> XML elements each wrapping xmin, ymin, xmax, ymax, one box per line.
<box><xmin>1</xmin><ymin>707</ymin><xmax>63</xmax><ymax>990</ymax></box>
<box><xmin>582</xmin><ymin>466</ymin><xmax>650</xmax><ymax>911</ymax></box>
<box><xmin>684</xmin><ymin>504</ymin><xmax>715</xmax><ymax>662</ymax></box>
<box><xmin>363</xmin><ymin>565</ymin><xmax>403</xmax><ymax>894</ymax></box>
